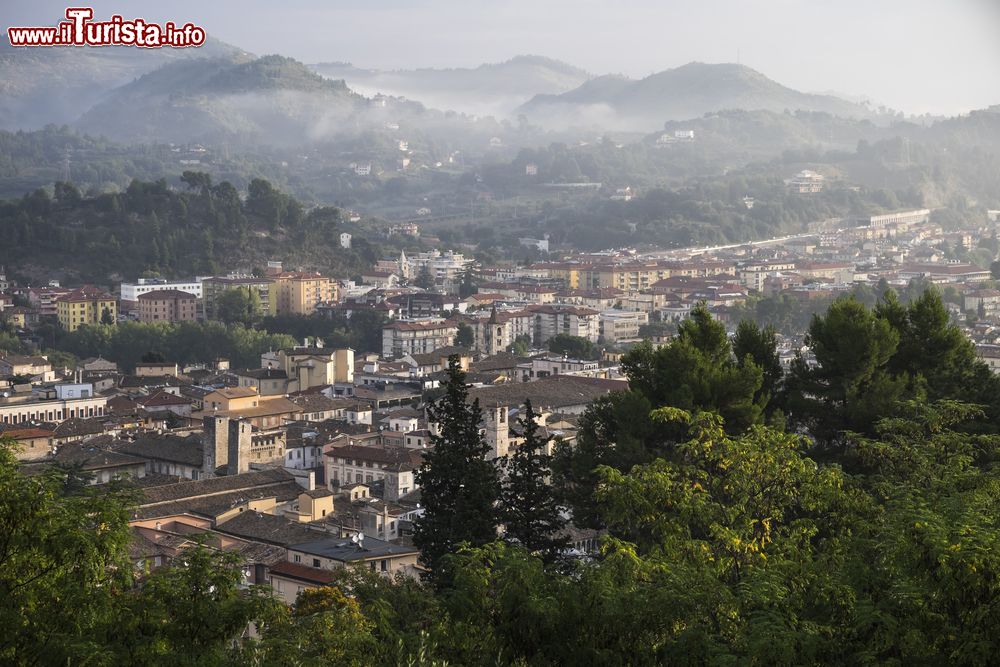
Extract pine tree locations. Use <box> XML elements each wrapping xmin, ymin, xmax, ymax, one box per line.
<box><xmin>501</xmin><ymin>399</ymin><xmax>568</xmax><ymax>562</ymax></box>
<box><xmin>414</xmin><ymin>265</ymin><xmax>435</xmax><ymax>290</ymax></box>
<box><xmin>414</xmin><ymin>356</ymin><xmax>500</xmax><ymax>579</ymax></box>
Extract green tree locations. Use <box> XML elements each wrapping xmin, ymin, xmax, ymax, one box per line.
<box><xmin>120</xmin><ymin>544</ymin><xmax>274</xmax><ymax>666</ymax></box>
<box><xmin>508</xmin><ymin>334</ymin><xmax>531</xmax><ymax>356</ymax></box>
<box><xmin>247</xmin><ymin>178</ymin><xmax>288</xmax><ymax>229</ymax></box>
<box><xmin>887</xmin><ymin>288</ymin><xmax>995</xmax><ymax>404</ymax></box>
<box><xmin>458</xmin><ymin>267</ymin><xmax>478</xmax><ymax>299</ymax></box>
<box><xmin>500</xmin><ymin>400</ymin><xmax>568</xmax><ymax>562</ymax></box>
<box><xmin>785</xmin><ymin>296</ymin><xmax>905</xmax><ymax>446</ymax></box>
<box><xmin>414</xmin><ymin>265</ymin><xmax>435</xmax><ymax>290</ymax></box>
<box><xmin>100</xmin><ymin>306</ymin><xmax>115</xmax><ymax>325</ymax></box>
<box><xmin>414</xmin><ymin>356</ymin><xmax>500</xmax><ymax>580</ymax></box>
<box><xmin>552</xmin><ymin>389</ymin><xmax>658</xmax><ymax>528</ymax></box>
<box><xmin>622</xmin><ymin>305</ymin><xmax>765</xmax><ymax>432</ymax></box>
<box><xmin>0</xmin><ymin>437</ymin><xmax>135</xmax><ymax>665</ymax></box>
<box><xmin>215</xmin><ymin>288</ymin><xmax>262</xmax><ymax>327</ymax></box>
<box><xmin>248</xmin><ymin>586</ymin><xmax>375</xmax><ymax>667</ymax></box>
<box><xmin>455</xmin><ymin>322</ymin><xmax>474</xmax><ymax>348</ymax></box>
<box><xmin>732</xmin><ymin>319</ymin><xmax>782</xmax><ymax>412</ymax></box>
<box><xmin>547</xmin><ymin>333</ymin><xmax>595</xmax><ymax>359</ymax></box>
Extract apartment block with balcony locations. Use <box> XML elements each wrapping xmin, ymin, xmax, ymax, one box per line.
<box><xmin>137</xmin><ymin>289</ymin><xmax>198</xmax><ymax>323</ymax></box>
<box><xmin>273</xmin><ymin>272</ymin><xmax>338</xmax><ymax>315</ymax></box>
<box><xmin>382</xmin><ymin>319</ymin><xmax>457</xmax><ymax>359</ymax></box>
<box><xmin>202</xmin><ymin>276</ymin><xmax>276</xmax><ymax>319</ymax></box>
<box><xmin>528</xmin><ymin>304</ymin><xmax>600</xmax><ymax>343</ymax></box>
<box><xmin>55</xmin><ymin>285</ymin><xmax>117</xmax><ymax>331</ymax></box>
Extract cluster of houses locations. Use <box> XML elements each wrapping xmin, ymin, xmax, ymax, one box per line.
<box><xmin>4</xmin><ymin>205</ymin><xmax>1000</xmax><ymax>601</ymax></box>
<box><xmin>1</xmin><ymin>330</ymin><xmax>613</xmax><ymax>600</ymax></box>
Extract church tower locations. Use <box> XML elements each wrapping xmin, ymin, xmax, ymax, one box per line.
<box><xmin>482</xmin><ymin>403</ymin><xmax>510</xmax><ymax>460</ymax></box>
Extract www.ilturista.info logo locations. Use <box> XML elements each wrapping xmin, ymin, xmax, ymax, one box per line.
<box><xmin>7</xmin><ymin>7</ymin><xmax>206</xmax><ymax>48</ymax></box>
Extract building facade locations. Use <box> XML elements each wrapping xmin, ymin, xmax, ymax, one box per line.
<box><xmin>382</xmin><ymin>320</ymin><xmax>457</xmax><ymax>359</ymax></box>
<box><xmin>202</xmin><ymin>276</ymin><xmax>276</xmax><ymax>319</ymax></box>
<box><xmin>55</xmin><ymin>285</ymin><xmax>117</xmax><ymax>331</ymax></box>
<box><xmin>137</xmin><ymin>289</ymin><xmax>198</xmax><ymax>323</ymax></box>
<box><xmin>273</xmin><ymin>272</ymin><xmax>338</xmax><ymax>316</ymax></box>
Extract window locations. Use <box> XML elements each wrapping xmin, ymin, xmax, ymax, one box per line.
<box><xmin>293</xmin><ymin>554</ymin><xmax>301</xmax><ymax>563</ymax></box>
<box><xmin>312</xmin><ymin>558</ymin><xmax>320</xmax><ymax>568</ymax></box>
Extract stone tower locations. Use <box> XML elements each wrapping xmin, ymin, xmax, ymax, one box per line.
<box><xmin>226</xmin><ymin>418</ymin><xmax>252</xmax><ymax>476</ymax></box>
<box><xmin>482</xmin><ymin>403</ymin><xmax>510</xmax><ymax>460</ymax></box>
<box><xmin>202</xmin><ymin>415</ymin><xmax>252</xmax><ymax>477</ymax></box>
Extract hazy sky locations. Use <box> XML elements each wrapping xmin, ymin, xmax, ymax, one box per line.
<box><xmin>7</xmin><ymin>0</ymin><xmax>1000</xmax><ymax>115</ymax></box>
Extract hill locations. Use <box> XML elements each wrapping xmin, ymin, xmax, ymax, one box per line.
<box><xmin>311</xmin><ymin>55</ymin><xmax>592</xmax><ymax>117</ymax></box>
<box><xmin>518</xmin><ymin>62</ymin><xmax>875</xmax><ymax>130</ymax></box>
<box><xmin>75</xmin><ymin>55</ymin><xmax>366</xmax><ymax>146</ymax></box>
<box><xmin>0</xmin><ymin>37</ymin><xmax>247</xmax><ymax>130</ymax></box>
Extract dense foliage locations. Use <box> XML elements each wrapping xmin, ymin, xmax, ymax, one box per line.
<box><xmin>0</xmin><ymin>173</ymin><xmax>375</xmax><ymax>283</ymax></box>
<box><xmin>56</xmin><ymin>320</ymin><xmax>298</xmax><ymax>370</ymax></box>
<box><xmin>6</xmin><ymin>290</ymin><xmax>1000</xmax><ymax>665</ymax></box>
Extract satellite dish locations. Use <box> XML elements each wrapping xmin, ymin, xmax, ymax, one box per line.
<box><xmin>351</xmin><ymin>534</ymin><xmax>359</xmax><ymax>544</ymax></box>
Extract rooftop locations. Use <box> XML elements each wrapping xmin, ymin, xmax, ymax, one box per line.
<box><xmin>289</xmin><ymin>535</ymin><xmax>418</xmax><ymax>562</ymax></box>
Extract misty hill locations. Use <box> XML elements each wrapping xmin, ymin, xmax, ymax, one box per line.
<box><xmin>311</xmin><ymin>55</ymin><xmax>592</xmax><ymax>117</ymax></box>
<box><xmin>517</xmin><ymin>62</ymin><xmax>874</xmax><ymax>130</ymax></box>
<box><xmin>0</xmin><ymin>38</ymin><xmax>247</xmax><ymax>130</ymax></box>
<box><xmin>76</xmin><ymin>55</ymin><xmax>366</xmax><ymax>146</ymax></box>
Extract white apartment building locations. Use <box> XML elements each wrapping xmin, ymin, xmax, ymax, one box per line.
<box><xmin>120</xmin><ymin>278</ymin><xmax>203</xmax><ymax>304</ymax></box>
<box><xmin>599</xmin><ymin>309</ymin><xmax>649</xmax><ymax>343</ymax></box>
<box><xmin>404</xmin><ymin>250</ymin><xmax>472</xmax><ymax>288</ymax></box>
<box><xmin>529</xmin><ymin>305</ymin><xmax>601</xmax><ymax>343</ymax></box>
<box><xmin>0</xmin><ymin>394</ymin><xmax>108</xmax><ymax>425</ymax></box>
<box><xmin>382</xmin><ymin>319</ymin><xmax>457</xmax><ymax>359</ymax></box>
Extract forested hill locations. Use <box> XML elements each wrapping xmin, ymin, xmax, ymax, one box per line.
<box><xmin>518</xmin><ymin>62</ymin><xmax>874</xmax><ymax>130</ymax></box>
<box><xmin>75</xmin><ymin>55</ymin><xmax>364</xmax><ymax>147</ymax></box>
<box><xmin>0</xmin><ymin>174</ymin><xmax>375</xmax><ymax>284</ymax></box>
<box><xmin>0</xmin><ymin>36</ymin><xmax>247</xmax><ymax>130</ymax></box>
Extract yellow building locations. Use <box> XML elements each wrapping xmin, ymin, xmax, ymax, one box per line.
<box><xmin>202</xmin><ymin>387</ymin><xmax>262</xmax><ymax>412</ymax></box>
<box><xmin>262</xmin><ymin>346</ymin><xmax>354</xmax><ymax>391</ymax></box>
<box><xmin>55</xmin><ymin>285</ymin><xmax>117</xmax><ymax>331</ymax></box>
<box><xmin>273</xmin><ymin>272</ymin><xmax>337</xmax><ymax>315</ymax></box>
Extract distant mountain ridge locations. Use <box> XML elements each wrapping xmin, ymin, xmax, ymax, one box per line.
<box><xmin>518</xmin><ymin>62</ymin><xmax>874</xmax><ymax>130</ymax></box>
<box><xmin>0</xmin><ymin>37</ymin><xmax>248</xmax><ymax>129</ymax></box>
<box><xmin>311</xmin><ymin>55</ymin><xmax>593</xmax><ymax>117</ymax></box>
<box><xmin>76</xmin><ymin>55</ymin><xmax>364</xmax><ymax>146</ymax></box>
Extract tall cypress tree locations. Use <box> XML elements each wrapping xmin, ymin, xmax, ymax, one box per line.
<box><xmin>501</xmin><ymin>399</ymin><xmax>568</xmax><ymax>563</ymax></box>
<box><xmin>414</xmin><ymin>356</ymin><xmax>500</xmax><ymax>578</ymax></box>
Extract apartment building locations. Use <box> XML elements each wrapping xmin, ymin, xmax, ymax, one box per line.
<box><xmin>273</xmin><ymin>272</ymin><xmax>337</xmax><ymax>315</ymax></box>
<box><xmin>25</xmin><ymin>286</ymin><xmax>72</xmax><ymax>317</ymax></box>
<box><xmin>528</xmin><ymin>304</ymin><xmax>600</xmax><ymax>343</ymax></box>
<box><xmin>599</xmin><ymin>309</ymin><xmax>649</xmax><ymax>343</ymax></box>
<box><xmin>202</xmin><ymin>276</ymin><xmax>276</xmax><ymax>319</ymax></box>
<box><xmin>136</xmin><ymin>289</ymin><xmax>198</xmax><ymax>323</ymax></box>
<box><xmin>261</xmin><ymin>345</ymin><xmax>355</xmax><ymax>391</ymax></box>
<box><xmin>382</xmin><ymin>319</ymin><xmax>457</xmax><ymax>359</ymax></box>
<box><xmin>0</xmin><ymin>393</ymin><xmax>108</xmax><ymax>425</ymax></box>
<box><xmin>55</xmin><ymin>285</ymin><xmax>117</xmax><ymax>331</ymax></box>
<box><xmin>120</xmin><ymin>278</ymin><xmax>202</xmax><ymax>310</ymax></box>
